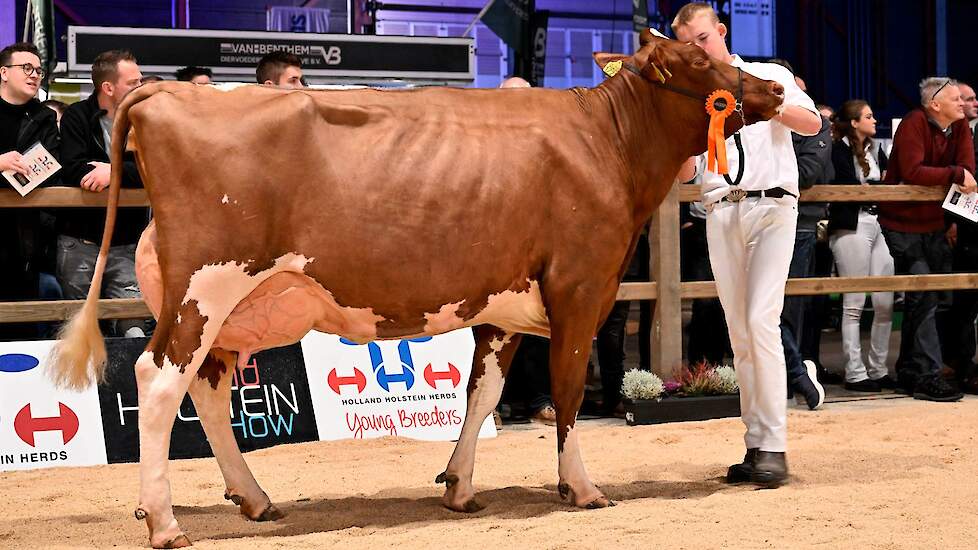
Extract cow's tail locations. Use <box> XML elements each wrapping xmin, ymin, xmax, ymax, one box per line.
<box><xmin>51</xmin><ymin>83</ymin><xmax>167</xmax><ymax>390</ymax></box>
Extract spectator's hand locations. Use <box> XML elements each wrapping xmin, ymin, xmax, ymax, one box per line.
<box><xmin>80</xmin><ymin>161</ymin><xmax>111</xmax><ymax>192</ymax></box>
<box><xmin>681</xmin><ymin>222</ymin><xmax>694</xmax><ymax>230</ymax></box>
<box><xmin>0</xmin><ymin>151</ymin><xmax>28</xmax><ymax>177</ymax></box>
<box><xmin>946</xmin><ymin>223</ymin><xmax>958</xmax><ymax>248</ymax></box>
<box><xmin>961</xmin><ymin>170</ymin><xmax>978</xmax><ymax>195</ymax></box>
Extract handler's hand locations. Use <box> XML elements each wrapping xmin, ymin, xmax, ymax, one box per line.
<box><xmin>80</xmin><ymin>161</ymin><xmax>111</xmax><ymax>192</ymax></box>
<box><xmin>0</xmin><ymin>151</ymin><xmax>28</xmax><ymax>177</ymax></box>
<box><xmin>961</xmin><ymin>170</ymin><xmax>977</xmax><ymax>195</ymax></box>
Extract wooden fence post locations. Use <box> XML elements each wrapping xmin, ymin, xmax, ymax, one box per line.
<box><xmin>650</xmin><ymin>184</ymin><xmax>682</xmax><ymax>380</ymax></box>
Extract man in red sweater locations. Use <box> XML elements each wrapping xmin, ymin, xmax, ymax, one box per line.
<box><xmin>879</xmin><ymin>76</ymin><xmax>977</xmax><ymax>401</ymax></box>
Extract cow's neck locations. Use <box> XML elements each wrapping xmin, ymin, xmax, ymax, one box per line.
<box><xmin>591</xmin><ymin>73</ymin><xmax>699</xmax><ymax>228</ymax></box>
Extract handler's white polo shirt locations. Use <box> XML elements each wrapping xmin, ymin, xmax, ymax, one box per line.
<box><xmin>700</xmin><ymin>55</ymin><xmax>819</xmax><ymax>205</ymax></box>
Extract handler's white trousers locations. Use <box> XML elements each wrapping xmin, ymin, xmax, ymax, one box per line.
<box><xmin>706</xmin><ymin>196</ymin><xmax>797</xmax><ymax>453</ymax></box>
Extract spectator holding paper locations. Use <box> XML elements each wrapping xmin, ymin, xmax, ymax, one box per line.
<box><xmin>878</xmin><ymin>76</ymin><xmax>975</xmax><ymax>402</ymax></box>
<box><xmin>0</xmin><ymin>42</ymin><xmax>60</xmax><ymax>340</ymax></box>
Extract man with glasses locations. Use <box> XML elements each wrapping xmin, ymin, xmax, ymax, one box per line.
<box><xmin>0</xmin><ymin>42</ymin><xmax>60</xmax><ymax>340</ymax></box>
<box><xmin>879</xmin><ymin>77</ymin><xmax>976</xmax><ymax>402</ymax></box>
<box><xmin>58</xmin><ymin>49</ymin><xmax>150</xmax><ymax>337</ymax></box>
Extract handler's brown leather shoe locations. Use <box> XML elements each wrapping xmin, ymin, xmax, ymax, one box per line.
<box><xmin>725</xmin><ymin>448</ymin><xmax>758</xmax><ymax>483</ymax></box>
<box><xmin>750</xmin><ymin>451</ymin><xmax>789</xmax><ymax>488</ymax></box>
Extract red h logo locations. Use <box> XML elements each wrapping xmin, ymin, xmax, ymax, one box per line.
<box><xmin>14</xmin><ymin>403</ymin><xmax>80</xmax><ymax>446</ymax></box>
<box><xmin>327</xmin><ymin>367</ymin><xmax>367</xmax><ymax>394</ymax></box>
<box><xmin>424</xmin><ymin>362</ymin><xmax>462</xmax><ymax>389</ymax></box>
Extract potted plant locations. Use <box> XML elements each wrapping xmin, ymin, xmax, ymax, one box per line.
<box><xmin>621</xmin><ymin>362</ymin><xmax>741</xmax><ymax>425</ymax></box>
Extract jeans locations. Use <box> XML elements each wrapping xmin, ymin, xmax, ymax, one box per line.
<box><xmin>880</xmin><ymin>229</ymin><xmax>949</xmax><ymax>379</ymax></box>
<box><xmin>781</xmin><ymin>229</ymin><xmax>816</xmax><ymax>386</ymax></box>
<box><xmin>56</xmin><ymin>235</ymin><xmax>151</xmax><ymax>337</ymax></box>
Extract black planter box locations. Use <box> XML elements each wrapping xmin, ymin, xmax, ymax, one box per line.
<box><xmin>623</xmin><ymin>394</ymin><xmax>741</xmax><ymax>425</ymax></box>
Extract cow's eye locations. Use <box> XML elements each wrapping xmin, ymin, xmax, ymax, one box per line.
<box><xmin>693</xmin><ymin>58</ymin><xmax>709</xmax><ymax>69</ymax></box>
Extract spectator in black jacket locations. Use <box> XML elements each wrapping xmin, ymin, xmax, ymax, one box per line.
<box><xmin>0</xmin><ymin>42</ymin><xmax>60</xmax><ymax>340</ymax></box>
<box><xmin>827</xmin><ymin>99</ymin><xmax>895</xmax><ymax>392</ymax></box>
<box><xmin>769</xmin><ymin>59</ymin><xmax>831</xmax><ymax>410</ymax></box>
<box><xmin>58</xmin><ymin>49</ymin><xmax>149</xmax><ymax>337</ymax></box>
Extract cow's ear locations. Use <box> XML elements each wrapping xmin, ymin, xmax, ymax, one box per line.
<box><xmin>593</xmin><ymin>52</ymin><xmax>630</xmax><ymax>72</ymax></box>
<box><xmin>640</xmin><ymin>27</ymin><xmax>670</xmax><ymax>46</ymax></box>
<box><xmin>640</xmin><ymin>45</ymin><xmax>673</xmax><ymax>84</ymax></box>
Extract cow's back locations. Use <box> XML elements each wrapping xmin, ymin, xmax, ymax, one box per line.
<box><xmin>129</xmin><ymin>84</ymin><xmax>634</xmax><ymax>341</ymax></box>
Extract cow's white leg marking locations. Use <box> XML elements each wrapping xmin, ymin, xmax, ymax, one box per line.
<box><xmin>439</xmin><ymin>330</ymin><xmax>512</xmax><ymax>512</ymax></box>
<box><xmin>557</xmin><ymin>423</ymin><xmax>610</xmax><ymax>508</ymax></box>
<box><xmin>137</xmin><ymin>254</ymin><xmax>308</xmax><ymax>547</ymax></box>
<box><xmin>187</xmin><ymin>352</ymin><xmax>282</xmax><ymax>522</ymax></box>
<box><xmin>135</xmin><ymin>351</ymin><xmax>200</xmax><ymax>549</ymax></box>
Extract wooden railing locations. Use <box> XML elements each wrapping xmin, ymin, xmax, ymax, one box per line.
<box><xmin>0</xmin><ymin>185</ymin><xmax>964</xmax><ymax>381</ymax></box>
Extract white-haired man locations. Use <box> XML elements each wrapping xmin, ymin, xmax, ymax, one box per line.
<box><xmin>879</xmin><ymin>77</ymin><xmax>976</xmax><ymax>403</ymax></box>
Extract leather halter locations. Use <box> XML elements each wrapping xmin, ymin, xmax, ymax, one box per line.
<box><xmin>618</xmin><ymin>62</ymin><xmax>747</xmax><ymax>185</ymax></box>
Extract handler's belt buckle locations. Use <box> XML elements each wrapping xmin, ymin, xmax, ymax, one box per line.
<box><xmin>726</xmin><ymin>188</ymin><xmax>747</xmax><ymax>202</ymax></box>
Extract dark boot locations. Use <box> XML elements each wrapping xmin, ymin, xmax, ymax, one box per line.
<box><xmin>725</xmin><ymin>448</ymin><xmax>758</xmax><ymax>484</ymax></box>
<box><xmin>750</xmin><ymin>451</ymin><xmax>789</xmax><ymax>488</ymax></box>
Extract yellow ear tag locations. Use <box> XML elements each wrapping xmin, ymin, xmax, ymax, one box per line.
<box><xmin>603</xmin><ymin>60</ymin><xmax>623</xmax><ymax>77</ymax></box>
<box><xmin>651</xmin><ymin>63</ymin><xmax>666</xmax><ymax>83</ymax></box>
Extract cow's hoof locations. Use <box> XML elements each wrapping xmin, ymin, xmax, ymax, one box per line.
<box><xmin>584</xmin><ymin>496</ymin><xmax>616</xmax><ymax>509</ymax></box>
<box><xmin>558</xmin><ymin>482</ymin><xmax>613</xmax><ymax>509</ymax></box>
<box><xmin>158</xmin><ymin>534</ymin><xmax>192</xmax><ymax>549</ymax></box>
<box><xmin>435</xmin><ymin>472</ymin><xmax>459</xmax><ymax>488</ymax></box>
<box><xmin>444</xmin><ymin>497</ymin><xmax>484</xmax><ymax>514</ymax></box>
<box><xmin>256</xmin><ymin>504</ymin><xmax>285</xmax><ymax>522</ymax></box>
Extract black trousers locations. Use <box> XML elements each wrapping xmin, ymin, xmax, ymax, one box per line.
<box><xmin>950</xmin><ymin>235</ymin><xmax>978</xmax><ymax>378</ymax></box>
<box><xmin>681</xmin><ymin>219</ymin><xmax>731</xmax><ymax>365</ymax></box>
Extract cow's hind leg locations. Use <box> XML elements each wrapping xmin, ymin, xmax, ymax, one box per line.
<box><xmin>134</xmin><ymin>301</ymin><xmax>231</xmax><ymax>549</ymax></box>
<box><xmin>548</xmin><ymin>295</ymin><xmax>615</xmax><ymax>509</ymax></box>
<box><xmin>438</xmin><ymin>325</ymin><xmax>521</xmax><ymax>512</ymax></box>
<box><xmin>188</xmin><ymin>349</ymin><xmax>283</xmax><ymax>521</ymax></box>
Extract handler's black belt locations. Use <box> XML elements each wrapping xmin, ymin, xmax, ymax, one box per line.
<box><xmin>721</xmin><ymin>187</ymin><xmax>797</xmax><ymax>203</ymax></box>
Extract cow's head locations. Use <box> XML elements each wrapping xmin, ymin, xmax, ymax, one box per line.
<box><xmin>593</xmin><ymin>29</ymin><xmax>784</xmax><ymax>144</ymax></box>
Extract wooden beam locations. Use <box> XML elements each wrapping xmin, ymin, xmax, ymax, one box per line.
<box><xmin>0</xmin><ymin>188</ymin><xmax>150</xmax><ymax>208</ymax></box>
<box><xmin>649</xmin><ymin>184</ymin><xmax>682</xmax><ymax>379</ymax></box>
<box><xmin>619</xmin><ymin>273</ymin><xmax>978</xmax><ymax>301</ymax></box>
<box><xmin>1</xmin><ymin>185</ymin><xmax>943</xmax><ymax>208</ymax></box>
<box><xmin>0</xmin><ymin>299</ymin><xmax>151</xmax><ymax>323</ymax></box>
<box><xmin>1</xmin><ymin>273</ymin><xmax>975</xmax><ymax>323</ymax></box>
<box><xmin>677</xmin><ymin>184</ymin><xmax>946</xmax><ymax>203</ymax></box>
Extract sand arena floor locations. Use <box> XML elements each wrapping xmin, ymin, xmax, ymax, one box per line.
<box><xmin>1</xmin><ymin>396</ymin><xmax>976</xmax><ymax>549</ymax></box>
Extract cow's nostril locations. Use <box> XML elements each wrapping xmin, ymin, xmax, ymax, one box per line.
<box><xmin>770</xmin><ymin>82</ymin><xmax>785</xmax><ymax>96</ymax></box>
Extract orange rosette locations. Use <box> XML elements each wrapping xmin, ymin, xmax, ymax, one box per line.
<box><xmin>705</xmin><ymin>89</ymin><xmax>736</xmax><ymax>174</ymax></box>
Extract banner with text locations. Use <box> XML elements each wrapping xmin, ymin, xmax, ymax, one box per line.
<box><xmin>300</xmin><ymin>329</ymin><xmax>495</xmax><ymax>441</ymax></box>
<box><xmin>0</xmin><ymin>341</ymin><xmax>107</xmax><ymax>471</ymax></box>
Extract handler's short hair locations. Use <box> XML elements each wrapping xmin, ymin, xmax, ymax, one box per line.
<box><xmin>256</xmin><ymin>51</ymin><xmax>302</xmax><ymax>84</ymax></box>
<box><xmin>671</xmin><ymin>2</ymin><xmax>719</xmax><ymax>34</ymax></box>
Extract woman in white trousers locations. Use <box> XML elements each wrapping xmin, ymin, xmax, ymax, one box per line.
<box><xmin>827</xmin><ymin>100</ymin><xmax>896</xmax><ymax>391</ymax></box>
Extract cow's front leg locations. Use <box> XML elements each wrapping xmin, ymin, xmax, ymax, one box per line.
<box><xmin>438</xmin><ymin>326</ymin><xmax>521</xmax><ymax>512</ymax></box>
<box><xmin>188</xmin><ymin>349</ymin><xmax>283</xmax><ymax>522</ymax></box>
<box><xmin>549</xmin><ymin>296</ymin><xmax>615</xmax><ymax>509</ymax></box>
